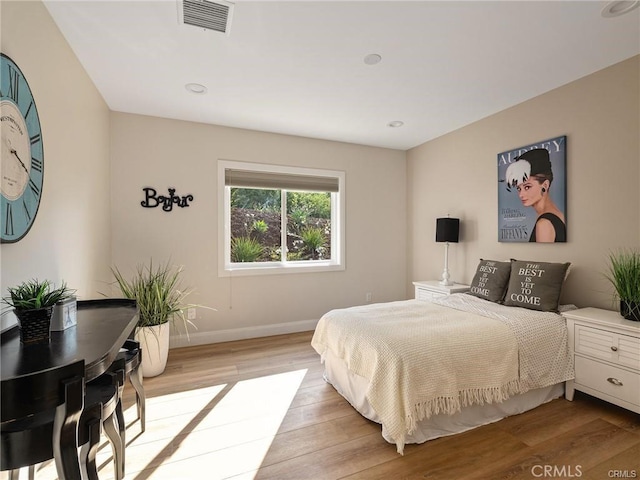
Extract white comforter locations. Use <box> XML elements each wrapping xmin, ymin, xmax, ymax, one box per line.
<box><xmin>311</xmin><ymin>294</ymin><xmax>574</xmax><ymax>453</ymax></box>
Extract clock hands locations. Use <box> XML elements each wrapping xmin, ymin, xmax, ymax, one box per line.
<box><xmin>3</xmin><ymin>136</ymin><xmax>30</xmax><ymax>176</ymax></box>
<box><xmin>10</xmin><ymin>148</ymin><xmax>30</xmax><ymax>176</ymax></box>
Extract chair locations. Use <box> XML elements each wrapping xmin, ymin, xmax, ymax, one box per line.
<box><xmin>78</xmin><ymin>357</ymin><xmax>126</xmax><ymax>480</ymax></box>
<box><xmin>108</xmin><ymin>340</ymin><xmax>144</xmax><ymax>478</ymax></box>
<box><xmin>1</xmin><ymin>360</ymin><xmax>85</xmax><ymax>480</ymax></box>
<box><xmin>117</xmin><ymin>339</ymin><xmax>145</xmax><ymax>433</ymax></box>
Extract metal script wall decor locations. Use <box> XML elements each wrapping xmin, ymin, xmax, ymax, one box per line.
<box><xmin>141</xmin><ymin>187</ymin><xmax>194</xmax><ymax>212</ymax></box>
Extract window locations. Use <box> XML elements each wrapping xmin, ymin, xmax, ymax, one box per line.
<box><xmin>218</xmin><ymin>160</ymin><xmax>345</xmax><ymax>276</ymax></box>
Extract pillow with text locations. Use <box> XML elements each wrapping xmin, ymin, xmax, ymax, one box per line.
<box><xmin>468</xmin><ymin>259</ymin><xmax>512</xmax><ymax>303</ymax></box>
<box><xmin>503</xmin><ymin>259</ymin><xmax>571</xmax><ymax>312</ymax></box>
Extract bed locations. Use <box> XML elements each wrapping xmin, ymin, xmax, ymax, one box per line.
<box><xmin>311</xmin><ymin>259</ymin><xmax>575</xmax><ymax>454</ymax></box>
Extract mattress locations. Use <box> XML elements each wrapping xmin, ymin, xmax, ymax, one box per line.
<box><xmin>323</xmin><ymin>346</ymin><xmax>565</xmax><ymax>446</ymax></box>
<box><xmin>311</xmin><ymin>294</ymin><xmax>574</xmax><ymax>452</ymax></box>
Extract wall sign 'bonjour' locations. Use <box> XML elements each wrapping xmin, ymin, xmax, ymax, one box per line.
<box><xmin>140</xmin><ymin>187</ymin><xmax>194</xmax><ymax>212</ymax></box>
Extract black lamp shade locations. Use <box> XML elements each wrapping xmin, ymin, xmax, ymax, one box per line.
<box><xmin>436</xmin><ymin>217</ymin><xmax>460</xmax><ymax>243</ymax></box>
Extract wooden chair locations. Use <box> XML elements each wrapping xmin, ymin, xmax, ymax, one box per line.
<box><xmin>117</xmin><ymin>339</ymin><xmax>145</xmax><ymax>433</ymax></box>
<box><xmin>78</xmin><ymin>357</ymin><xmax>126</xmax><ymax>480</ymax></box>
<box><xmin>78</xmin><ymin>342</ymin><xmax>142</xmax><ymax>480</ymax></box>
<box><xmin>1</xmin><ymin>360</ymin><xmax>85</xmax><ymax>480</ymax></box>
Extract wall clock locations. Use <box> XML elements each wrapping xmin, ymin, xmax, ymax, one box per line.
<box><xmin>1</xmin><ymin>53</ymin><xmax>44</xmax><ymax>243</ymax></box>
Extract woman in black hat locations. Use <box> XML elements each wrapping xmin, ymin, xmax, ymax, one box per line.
<box><xmin>504</xmin><ymin>148</ymin><xmax>566</xmax><ymax>242</ymax></box>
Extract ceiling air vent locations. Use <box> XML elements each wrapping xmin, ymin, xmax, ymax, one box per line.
<box><xmin>179</xmin><ymin>0</ymin><xmax>234</xmax><ymax>35</ymax></box>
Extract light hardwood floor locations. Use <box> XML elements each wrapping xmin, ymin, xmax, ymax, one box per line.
<box><xmin>18</xmin><ymin>331</ymin><xmax>640</xmax><ymax>479</ymax></box>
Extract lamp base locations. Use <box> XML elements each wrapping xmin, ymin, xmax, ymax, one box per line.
<box><xmin>439</xmin><ymin>267</ymin><xmax>454</xmax><ymax>286</ymax></box>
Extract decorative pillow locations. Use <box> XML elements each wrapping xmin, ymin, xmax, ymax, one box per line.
<box><xmin>503</xmin><ymin>259</ymin><xmax>571</xmax><ymax>312</ymax></box>
<box><xmin>468</xmin><ymin>259</ymin><xmax>512</xmax><ymax>303</ymax></box>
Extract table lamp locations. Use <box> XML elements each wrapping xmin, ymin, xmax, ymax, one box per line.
<box><xmin>436</xmin><ymin>216</ymin><xmax>460</xmax><ymax>286</ymax></box>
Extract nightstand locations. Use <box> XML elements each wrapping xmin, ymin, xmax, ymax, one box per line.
<box><xmin>413</xmin><ymin>280</ymin><xmax>470</xmax><ymax>302</ymax></box>
<box><xmin>563</xmin><ymin>307</ymin><xmax>640</xmax><ymax>414</ymax></box>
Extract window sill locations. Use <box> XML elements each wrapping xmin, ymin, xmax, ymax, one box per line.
<box><xmin>219</xmin><ymin>261</ymin><xmax>344</xmax><ymax>277</ymax></box>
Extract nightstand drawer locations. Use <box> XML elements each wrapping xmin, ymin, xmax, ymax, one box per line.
<box><xmin>415</xmin><ymin>289</ymin><xmax>441</xmax><ymax>302</ymax></box>
<box><xmin>575</xmin><ymin>355</ymin><xmax>640</xmax><ymax>408</ymax></box>
<box><xmin>575</xmin><ymin>324</ymin><xmax>640</xmax><ymax>371</ymax></box>
<box><xmin>413</xmin><ymin>281</ymin><xmax>470</xmax><ymax>301</ymax></box>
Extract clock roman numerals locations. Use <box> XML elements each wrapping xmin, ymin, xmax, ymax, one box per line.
<box><xmin>25</xmin><ymin>100</ymin><xmax>34</xmax><ymax>120</ymax></box>
<box><xmin>29</xmin><ymin>178</ymin><xmax>41</xmax><ymax>198</ymax></box>
<box><xmin>30</xmin><ymin>133</ymin><xmax>42</xmax><ymax>145</ymax></box>
<box><xmin>8</xmin><ymin>65</ymin><xmax>20</xmax><ymax>103</ymax></box>
<box><xmin>31</xmin><ymin>157</ymin><xmax>43</xmax><ymax>173</ymax></box>
<box><xmin>4</xmin><ymin>204</ymin><xmax>14</xmax><ymax>236</ymax></box>
<box><xmin>22</xmin><ymin>198</ymin><xmax>31</xmax><ymax>222</ymax></box>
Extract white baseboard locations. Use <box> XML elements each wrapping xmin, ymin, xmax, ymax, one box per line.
<box><xmin>168</xmin><ymin>318</ymin><xmax>319</xmax><ymax>349</ymax></box>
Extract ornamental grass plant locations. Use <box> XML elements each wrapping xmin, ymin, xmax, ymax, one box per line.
<box><xmin>606</xmin><ymin>249</ymin><xmax>640</xmax><ymax>303</ymax></box>
<box><xmin>111</xmin><ymin>260</ymin><xmax>196</xmax><ymax>333</ymax></box>
<box><xmin>605</xmin><ymin>249</ymin><xmax>640</xmax><ymax>321</ymax></box>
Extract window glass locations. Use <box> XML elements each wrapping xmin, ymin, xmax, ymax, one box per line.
<box><xmin>230</xmin><ymin>188</ymin><xmax>281</xmax><ymax>263</ymax></box>
<box><xmin>219</xmin><ymin>160</ymin><xmax>345</xmax><ymax>276</ymax></box>
<box><xmin>286</xmin><ymin>191</ymin><xmax>331</xmax><ymax>261</ymax></box>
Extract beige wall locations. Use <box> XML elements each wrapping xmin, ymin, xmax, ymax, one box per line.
<box><xmin>407</xmin><ymin>55</ymin><xmax>640</xmax><ymax>310</ymax></box>
<box><xmin>1</xmin><ymin>0</ymin><xmax>112</xmax><ymax>329</ymax></box>
<box><xmin>109</xmin><ymin>113</ymin><xmax>407</xmax><ymax>345</ymax></box>
<box><xmin>3</xmin><ymin>0</ymin><xmax>637</xmax><ymax>340</ymax></box>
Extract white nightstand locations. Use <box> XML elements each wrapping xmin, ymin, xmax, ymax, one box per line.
<box><xmin>413</xmin><ymin>280</ymin><xmax>470</xmax><ymax>302</ymax></box>
<box><xmin>563</xmin><ymin>307</ymin><xmax>640</xmax><ymax>414</ymax></box>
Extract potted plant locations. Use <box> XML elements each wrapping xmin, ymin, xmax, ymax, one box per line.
<box><xmin>2</xmin><ymin>279</ymin><xmax>75</xmax><ymax>344</ymax></box>
<box><xmin>605</xmin><ymin>249</ymin><xmax>640</xmax><ymax>322</ymax></box>
<box><xmin>111</xmin><ymin>260</ymin><xmax>198</xmax><ymax>377</ymax></box>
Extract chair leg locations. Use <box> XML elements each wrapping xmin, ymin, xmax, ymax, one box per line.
<box><xmin>115</xmin><ymin>398</ymin><xmax>126</xmax><ymax>476</ymax></box>
<box><xmin>129</xmin><ymin>367</ymin><xmax>145</xmax><ymax>432</ymax></box>
<box><xmin>9</xmin><ymin>469</ymin><xmax>20</xmax><ymax>480</ymax></box>
<box><xmin>29</xmin><ymin>465</ymin><xmax>35</xmax><ymax>480</ymax></box>
<box><xmin>102</xmin><ymin>412</ymin><xmax>124</xmax><ymax>480</ymax></box>
<box><xmin>80</xmin><ymin>416</ymin><xmax>102</xmax><ymax>480</ymax></box>
<box><xmin>53</xmin><ymin>376</ymin><xmax>84</xmax><ymax>480</ymax></box>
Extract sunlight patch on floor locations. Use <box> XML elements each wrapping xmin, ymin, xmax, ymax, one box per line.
<box><xmin>16</xmin><ymin>369</ymin><xmax>307</xmax><ymax>480</ymax></box>
<box><xmin>112</xmin><ymin>369</ymin><xmax>306</xmax><ymax>479</ymax></box>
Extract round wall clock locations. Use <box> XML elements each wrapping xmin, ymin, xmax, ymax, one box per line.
<box><xmin>1</xmin><ymin>53</ymin><xmax>44</xmax><ymax>243</ymax></box>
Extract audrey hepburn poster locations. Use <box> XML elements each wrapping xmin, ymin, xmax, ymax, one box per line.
<box><xmin>497</xmin><ymin>136</ymin><xmax>567</xmax><ymax>243</ymax></box>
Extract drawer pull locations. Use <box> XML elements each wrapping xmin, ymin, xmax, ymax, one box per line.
<box><xmin>607</xmin><ymin>377</ymin><xmax>623</xmax><ymax>386</ymax></box>
<box><xmin>610</xmin><ymin>346</ymin><xmax>618</xmax><ymax>352</ymax></box>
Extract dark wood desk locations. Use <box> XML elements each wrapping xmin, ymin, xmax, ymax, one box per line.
<box><xmin>1</xmin><ymin>299</ymin><xmax>138</xmax><ymax>382</ymax></box>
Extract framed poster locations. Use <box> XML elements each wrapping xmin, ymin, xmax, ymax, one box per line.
<box><xmin>497</xmin><ymin>136</ymin><xmax>566</xmax><ymax>243</ymax></box>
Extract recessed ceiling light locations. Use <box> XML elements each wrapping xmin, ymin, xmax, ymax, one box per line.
<box><xmin>364</xmin><ymin>53</ymin><xmax>382</xmax><ymax>65</ymax></box>
<box><xmin>185</xmin><ymin>83</ymin><xmax>208</xmax><ymax>94</ymax></box>
<box><xmin>387</xmin><ymin>121</ymin><xmax>404</xmax><ymax>128</ymax></box>
<box><xmin>601</xmin><ymin>0</ymin><xmax>640</xmax><ymax>17</ymax></box>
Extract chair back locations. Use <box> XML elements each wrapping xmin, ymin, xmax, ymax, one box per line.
<box><xmin>1</xmin><ymin>360</ymin><xmax>85</xmax><ymax>478</ymax></box>
<box><xmin>119</xmin><ymin>339</ymin><xmax>142</xmax><ymax>373</ymax></box>
<box><xmin>1</xmin><ymin>360</ymin><xmax>85</xmax><ymax>421</ymax></box>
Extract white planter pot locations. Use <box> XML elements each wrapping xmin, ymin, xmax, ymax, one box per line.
<box><xmin>135</xmin><ymin>323</ymin><xmax>170</xmax><ymax>378</ymax></box>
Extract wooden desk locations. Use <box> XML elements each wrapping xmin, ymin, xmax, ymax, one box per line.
<box><xmin>1</xmin><ymin>299</ymin><xmax>138</xmax><ymax>382</ymax></box>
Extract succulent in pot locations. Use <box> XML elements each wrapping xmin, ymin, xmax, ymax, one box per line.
<box><xmin>2</xmin><ymin>279</ymin><xmax>75</xmax><ymax>344</ymax></box>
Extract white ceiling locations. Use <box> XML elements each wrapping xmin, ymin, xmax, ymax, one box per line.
<box><xmin>43</xmin><ymin>1</ymin><xmax>640</xmax><ymax>150</ymax></box>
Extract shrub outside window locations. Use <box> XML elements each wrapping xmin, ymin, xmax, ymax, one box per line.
<box><xmin>218</xmin><ymin>160</ymin><xmax>345</xmax><ymax>276</ymax></box>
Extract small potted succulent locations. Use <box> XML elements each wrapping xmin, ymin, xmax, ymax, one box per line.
<box><xmin>2</xmin><ymin>279</ymin><xmax>75</xmax><ymax>344</ymax></box>
<box><xmin>605</xmin><ymin>249</ymin><xmax>640</xmax><ymax>322</ymax></box>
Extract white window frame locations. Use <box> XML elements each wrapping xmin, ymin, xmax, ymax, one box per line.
<box><xmin>218</xmin><ymin>160</ymin><xmax>345</xmax><ymax>277</ymax></box>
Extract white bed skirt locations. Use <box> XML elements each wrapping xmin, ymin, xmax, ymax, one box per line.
<box><xmin>323</xmin><ymin>348</ymin><xmax>564</xmax><ymax>445</ymax></box>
